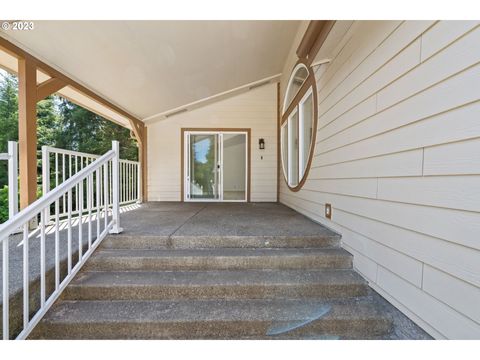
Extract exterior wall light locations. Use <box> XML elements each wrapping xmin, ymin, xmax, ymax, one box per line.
<box><xmin>259</xmin><ymin>138</ymin><xmax>265</xmax><ymax>150</ymax></box>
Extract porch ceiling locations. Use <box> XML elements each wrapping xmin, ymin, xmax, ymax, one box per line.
<box><xmin>0</xmin><ymin>21</ymin><xmax>300</xmax><ymax>120</ymax></box>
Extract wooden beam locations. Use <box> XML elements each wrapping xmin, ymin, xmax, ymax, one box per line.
<box><xmin>140</xmin><ymin>127</ymin><xmax>148</xmax><ymax>201</ymax></box>
<box><xmin>307</xmin><ymin>20</ymin><xmax>336</xmax><ymax>64</ymax></box>
<box><xmin>0</xmin><ymin>35</ymin><xmax>144</xmax><ymax>133</ymax></box>
<box><xmin>296</xmin><ymin>20</ymin><xmax>336</xmax><ymax>65</ymax></box>
<box><xmin>37</xmin><ymin>77</ymin><xmax>66</xmax><ymax>101</ymax></box>
<box><xmin>18</xmin><ymin>57</ymin><xmax>38</xmax><ymax>209</ymax></box>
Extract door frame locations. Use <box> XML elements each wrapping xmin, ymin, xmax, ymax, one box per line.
<box><xmin>181</xmin><ymin>128</ymin><xmax>251</xmax><ymax>202</ymax></box>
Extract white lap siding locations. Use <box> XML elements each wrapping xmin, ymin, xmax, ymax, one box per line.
<box><xmin>280</xmin><ymin>20</ymin><xmax>480</xmax><ymax>339</ymax></box>
<box><xmin>147</xmin><ymin>83</ymin><xmax>278</xmax><ymax>202</ymax></box>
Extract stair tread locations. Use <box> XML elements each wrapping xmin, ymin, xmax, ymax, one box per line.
<box><xmin>101</xmin><ymin>234</ymin><xmax>341</xmax><ymax>249</ymax></box>
<box><xmin>92</xmin><ymin>247</ymin><xmax>351</xmax><ymax>258</ymax></box>
<box><xmin>71</xmin><ymin>269</ymin><xmax>367</xmax><ymax>287</ymax></box>
<box><xmin>39</xmin><ymin>297</ymin><xmax>390</xmax><ymax>324</ymax></box>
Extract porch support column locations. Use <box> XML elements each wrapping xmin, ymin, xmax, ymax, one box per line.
<box><xmin>130</xmin><ymin>121</ymin><xmax>147</xmax><ymax>203</ymax></box>
<box><xmin>140</xmin><ymin>126</ymin><xmax>147</xmax><ymax>202</ymax></box>
<box><xmin>18</xmin><ymin>57</ymin><xmax>38</xmax><ymax>209</ymax></box>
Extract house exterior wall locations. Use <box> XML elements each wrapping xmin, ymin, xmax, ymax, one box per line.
<box><xmin>279</xmin><ymin>20</ymin><xmax>480</xmax><ymax>339</ymax></box>
<box><xmin>146</xmin><ymin>83</ymin><xmax>278</xmax><ymax>201</ymax></box>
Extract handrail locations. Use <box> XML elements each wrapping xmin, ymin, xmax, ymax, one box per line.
<box><xmin>0</xmin><ymin>150</ymin><xmax>114</xmax><ymax>239</ymax></box>
<box><xmin>1</xmin><ymin>141</ymin><xmax>123</xmax><ymax>340</ymax></box>
<box><xmin>42</xmin><ymin>145</ymin><xmax>141</xmax><ymax>220</ymax></box>
<box><xmin>41</xmin><ymin>146</ymin><xmax>101</xmax><ymax>159</ymax></box>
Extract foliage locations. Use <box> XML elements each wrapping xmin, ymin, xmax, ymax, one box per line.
<box><xmin>0</xmin><ymin>185</ymin><xmax>8</xmax><ymax>222</ymax></box>
<box><xmin>0</xmin><ymin>69</ymin><xmax>139</xmax><ymax>222</ymax></box>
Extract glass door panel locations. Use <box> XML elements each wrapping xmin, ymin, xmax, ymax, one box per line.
<box><xmin>189</xmin><ymin>134</ymin><xmax>220</xmax><ymax>200</ymax></box>
<box><xmin>222</xmin><ymin>133</ymin><xmax>247</xmax><ymax>201</ymax></box>
<box><xmin>288</xmin><ymin>110</ymin><xmax>299</xmax><ymax>187</ymax></box>
<box><xmin>299</xmin><ymin>92</ymin><xmax>313</xmax><ymax>178</ymax></box>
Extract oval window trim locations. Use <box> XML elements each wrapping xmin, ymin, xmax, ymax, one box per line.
<box><xmin>280</xmin><ymin>59</ymin><xmax>318</xmax><ymax>192</ymax></box>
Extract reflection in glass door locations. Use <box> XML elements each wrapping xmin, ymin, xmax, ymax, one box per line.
<box><xmin>187</xmin><ymin>134</ymin><xmax>220</xmax><ymax>200</ymax></box>
<box><xmin>185</xmin><ymin>131</ymin><xmax>247</xmax><ymax>202</ymax></box>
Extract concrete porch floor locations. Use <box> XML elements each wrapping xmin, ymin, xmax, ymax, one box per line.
<box><xmin>119</xmin><ymin>202</ymin><xmax>339</xmax><ymax>238</ymax></box>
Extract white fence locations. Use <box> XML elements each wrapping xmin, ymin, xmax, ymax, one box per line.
<box><xmin>41</xmin><ymin>146</ymin><xmax>140</xmax><ymax>221</ymax></box>
<box><xmin>1</xmin><ymin>141</ymin><xmax>123</xmax><ymax>339</ymax></box>
<box><xmin>0</xmin><ymin>141</ymin><xmax>18</xmax><ymax>220</ymax></box>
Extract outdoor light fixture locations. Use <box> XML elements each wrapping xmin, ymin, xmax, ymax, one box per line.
<box><xmin>259</xmin><ymin>138</ymin><xmax>265</xmax><ymax>150</ymax></box>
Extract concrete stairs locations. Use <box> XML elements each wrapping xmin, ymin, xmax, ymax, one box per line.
<box><xmin>29</xmin><ymin>233</ymin><xmax>394</xmax><ymax>339</ymax></box>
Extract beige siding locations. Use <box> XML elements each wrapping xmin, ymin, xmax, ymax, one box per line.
<box><xmin>147</xmin><ymin>84</ymin><xmax>277</xmax><ymax>202</ymax></box>
<box><xmin>279</xmin><ymin>20</ymin><xmax>480</xmax><ymax>339</ymax></box>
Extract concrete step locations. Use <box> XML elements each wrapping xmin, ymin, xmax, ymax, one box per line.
<box><xmin>100</xmin><ymin>234</ymin><xmax>341</xmax><ymax>250</ymax></box>
<box><xmin>84</xmin><ymin>248</ymin><xmax>353</xmax><ymax>271</ymax></box>
<box><xmin>62</xmin><ymin>269</ymin><xmax>369</xmax><ymax>301</ymax></box>
<box><xmin>29</xmin><ymin>298</ymin><xmax>393</xmax><ymax>339</ymax></box>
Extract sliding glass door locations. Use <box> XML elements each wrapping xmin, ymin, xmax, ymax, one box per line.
<box><xmin>184</xmin><ymin>131</ymin><xmax>248</xmax><ymax>202</ymax></box>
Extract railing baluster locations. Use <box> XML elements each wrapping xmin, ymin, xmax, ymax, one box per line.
<box><xmin>54</xmin><ymin>200</ymin><xmax>60</xmax><ymax>290</ymax></box>
<box><xmin>55</xmin><ymin>153</ymin><xmax>59</xmax><ymax>221</ymax></box>
<box><xmin>128</xmin><ymin>162</ymin><xmax>131</xmax><ymax>202</ymax></box>
<box><xmin>78</xmin><ymin>179</ymin><xmax>83</xmax><ymax>261</ymax></box>
<box><xmin>75</xmin><ymin>155</ymin><xmax>79</xmax><ymax>212</ymax></box>
<box><xmin>41</xmin><ymin>147</ymin><xmax>50</xmax><ymax>220</ymax></box>
<box><xmin>99</xmin><ymin>165</ymin><xmax>103</xmax><ymax>208</ymax></box>
<box><xmin>62</xmin><ymin>153</ymin><xmax>66</xmax><ymax>214</ymax></box>
<box><xmin>104</xmin><ymin>163</ymin><xmax>108</xmax><ymax>231</ymax></box>
<box><xmin>110</xmin><ymin>162</ymin><xmax>113</xmax><ymax>205</ymax></box>
<box><xmin>23</xmin><ymin>223</ymin><xmax>29</xmax><ymax>329</ymax></box>
<box><xmin>96</xmin><ymin>169</ymin><xmax>101</xmax><ymax>241</ymax></box>
<box><xmin>3</xmin><ymin>236</ymin><xmax>9</xmax><ymax>340</ymax></box>
<box><xmin>55</xmin><ymin>153</ymin><xmax>59</xmax><ymax>187</ymax></box>
<box><xmin>88</xmin><ymin>174</ymin><xmax>92</xmax><ymax>249</ymax></box>
<box><xmin>67</xmin><ymin>189</ymin><xmax>72</xmax><ymax>274</ymax></box>
<box><xmin>137</xmin><ymin>161</ymin><xmax>141</xmax><ymax>202</ymax></box>
<box><xmin>40</xmin><ymin>210</ymin><xmax>46</xmax><ymax>307</ymax></box>
<box><xmin>123</xmin><ymin>162</ymin><xmax>126</xmax><ymax>203</ymax></box>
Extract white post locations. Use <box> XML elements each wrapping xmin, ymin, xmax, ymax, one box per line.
<box><xmin>110</xmin><ymin>141</ymin><xmax>123</xmax><ymax>234</ymax></box>
<box><xmin>8</xmin><ymin>141</ymin><xmax>18</xmax><ymax>219</ymax></box>
<box><xmin>41</xmin><ymin>146</ymin><xmax>50</xmax><ymax>220</ymax></box>
<box><xmin>137</xmin><ymin>161</ymin><xmax>142</xmax><ymax>203</ymax></box>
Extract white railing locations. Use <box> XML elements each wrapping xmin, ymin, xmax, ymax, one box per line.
<box><xmin>41</xmin><ymin>145</ymin><xmax>140</xmax><ymax>221</ymax></box>
<box><xmin>0</xmin><ymin>141</ymin><xmax>19</xmax><ymax>221</ymax></box>
<box><xmin>1</xmin><ymin>141</ymin><xmax>123</xmax><ymax>340</ymax></box>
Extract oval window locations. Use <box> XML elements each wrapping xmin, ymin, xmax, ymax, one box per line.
<box><xmin>281</xmin><ymin>62</ymin><xmax>317</xmax><ymax>190</ymax></box>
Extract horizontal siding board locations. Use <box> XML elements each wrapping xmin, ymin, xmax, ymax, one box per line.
<box><xmin>309</xmin><ymin>149</ymin><xmax>423</xmax><ymax>179</ymax></box>
<box><xmin>302</xmin><ymin>178</ymin><xmax>378</xmax><ymax>199</ymax></box>
<box><xmin>317</xmin><ymin>21</ymin><xmax>402</xmax><ymax>106</ymax></box>
<box><xmin>377</xmin><ymin>26</ymin><xmax>480</xmax><ymax>111</ymax></box>
<box><xmin>423</xmin><ymin>265</ymin><xmax>480</xmax><ymax>324</ymax></box>
<box><xmin>341</xmin><ymin>226</ymin><xmax>423</xmax><ymax>286</ymax></box>
<box><xmin>318</xmin><ymin>35</ymin><xmax>423</xmax><ymax>130</ymax></box>
<box><xmin>423</xmin><ymin>137</ymin><xmax>480</xmax><ymax>175</ymax></box>
<box><xmin>377</xmin><ymin>266</ymin><xmax>480</xmax><ymax>339</ymax></box>
<box><xmin>421</xmin><ymin>21</ymin><xmax>480</xmax><ymax>61</ymax></box>
<box><xmin>333</xmin><ymin>210</ymin><xmax>480</xmax><ymax>288</ymax></box>
<box><xmin>315</xmin><ymin>68</ymin><xmax>480</xmax><ymax>164</ymax></box>
<box><xmin>293</xmin><ymin>187</ymin><xmax>480</xmax><ymax>251</ymax></box>
<box><xmin>343</xmin><ymin>244</ymin><xmax>378</xmax><ymax>283</ymax></box>
<box><xmin>368</xmin><ymin>281</ymin><xmax>446</xmax><ymax>339</ymax></box>
<box><xmin>317</xmin><ymin>96</ymin><xmax>377</xmax><ymax>142</ymax></box>
<box><xmin>377</xmin><ymin>175</ymin><xmax>480</xmax><ymax>212</ymax></box>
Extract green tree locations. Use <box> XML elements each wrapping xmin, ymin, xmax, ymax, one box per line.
<box><xmin>0</xmin><ymin>69</ymin><xmax>139</xmax><ymax>222</ymax></box>
<box><xmin>0</xmin><ymin>71</ymin><xmax>19</xmax><ymax>186</ymax></box>
<box><xmin>56</xmin><ymin>98</ymin><xmax>138</xmax><ymax>160</ymax></box>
